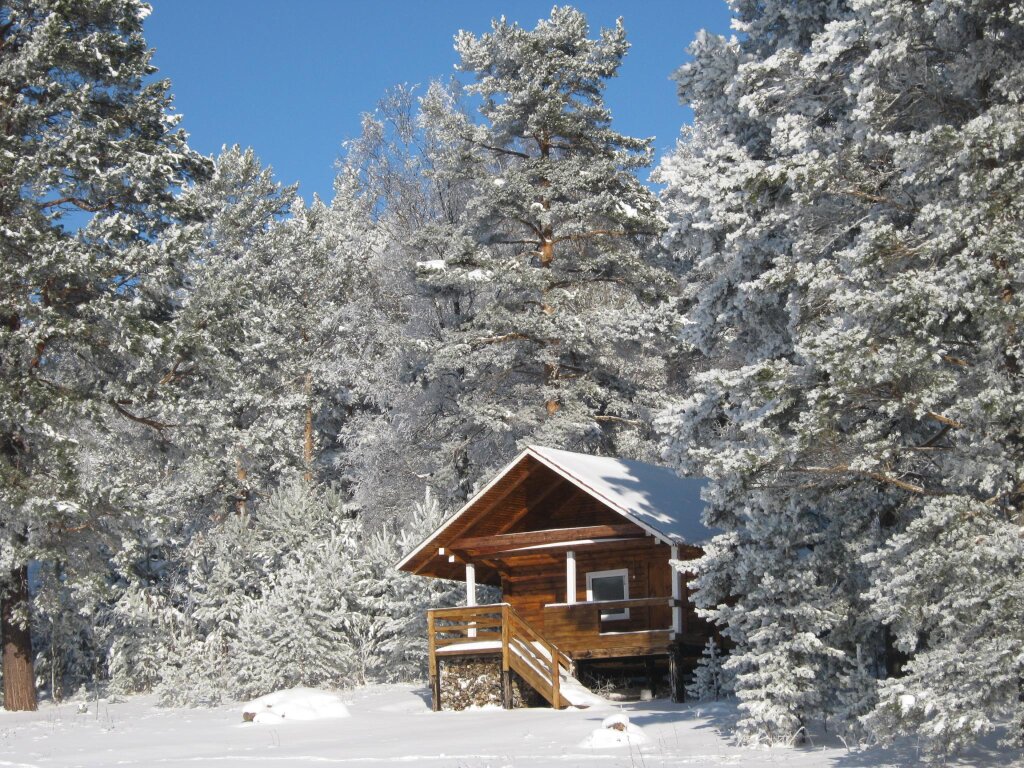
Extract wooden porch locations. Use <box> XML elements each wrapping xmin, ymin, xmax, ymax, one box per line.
<box><xmin>426</xmin><ymin>597</ymin><xmax>693</xmax><ymax>709</ymax></box>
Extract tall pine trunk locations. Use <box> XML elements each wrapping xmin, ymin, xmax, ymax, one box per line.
<box><xmin>303</xmin><ymin>370</ymin><xmax>313</xmax><ymax>482</ymax></box>
<box><xmin>2</xmin><ymin>564</ymin><xmax>37</xmax><ymax>711</ymax></box>
<box><xmin>538</xmin><ymin>157</ymin><xmax>560</xmax><ymax>416</ymax></box>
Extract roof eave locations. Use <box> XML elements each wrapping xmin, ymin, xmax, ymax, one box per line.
<box><xmin>394</xmin><ymin>447</ymin><xmax>535</xmax><ymax>573</ymax></box>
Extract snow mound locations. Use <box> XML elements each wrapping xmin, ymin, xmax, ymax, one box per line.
<box><xmin>578</xmin><ymin>712</ymin><xmax>648</xmax><ymax>748</ymax></box>
<box><xmin>242</xmin><ymin>688</ymin><xmax>350</xmax><ymax>724</ymax></box>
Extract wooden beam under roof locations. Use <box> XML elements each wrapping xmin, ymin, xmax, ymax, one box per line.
<box><xmin>486</xmin><ymin>537</ymin><xmax>661</xmax><ymax>564</ymax></box>
<box><xmin>450</xmin><ymin>524</ymin><xmax>642</xmax><ymax>556</ymax></box>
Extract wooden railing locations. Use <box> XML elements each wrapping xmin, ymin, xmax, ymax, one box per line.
<box><xmin>427</xmin><ymin>603</ymin><xmax>573</xmax><ymax>710</ymax></box>
<box><xmin>542</xmin><ymin>597</ymin><xmax>676</xmax><ymax>658</ymax></box>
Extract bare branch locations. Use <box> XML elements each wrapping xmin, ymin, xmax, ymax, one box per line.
<box><xmin>36</xmin><ymin>196</ymin><xmax>114</xmax><ymax>213</ymax></box>
<box><xmin>925</xmin><ymin>410</ymin><xmax>964</xmax><ymax>429</ymax></box>
<box><xmin>552</xmin><ymin>229</ymin><xmax>627</xmax><ymax>245</ymax></box>
<box><xmin>798</xmin><ymin>464</ymin><xmax>937</xmax><ymax>496</ymax></box>
<box><xmin>473</xmin><ymin>141</ymin><xmax>530</xmax><ymax>159</ymax></box>
<box><xmin>111</xmin><ymin>400</ymin><xmax>177</xmax><ymax>431</ymax></box>
<box><xmin>593</xmin><ymin>414</ymin><xmax>644</xmax><ymax>427</ymax></box>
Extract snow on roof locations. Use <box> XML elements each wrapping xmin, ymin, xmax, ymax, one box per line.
<box><xmin>395</xmin><ymin>445</ymin><xmax>713</xmax><ymax>574</ymax></box>
<box><xmin>526</xmin><ymin>446</ymin><xmax>713</xmax><ymax>546</ymax></box>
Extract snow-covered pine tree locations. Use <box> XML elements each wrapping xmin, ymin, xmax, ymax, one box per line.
<box><xmin>151</xmin><ymin>145</ymin><xmax>380</xmax><ymax>519</ymax></box>
<box><xmin>0</xmin><ymin>0</ymin><xmax>208</xmax><ymax>710</ymax></box>
<box><xmin>351</xmin><ymin>488</ymin><xmax>465</xmax><ymax>682</ymax></box>
<box><xmin>104</xmin><ymin>580</ymin><xmax>184</xmax><ymax>696</ymax></box>
<box><xmin>659</xmin><ymin>0</ymin><xmax>1023</xmax><ymax>756</ymax></box>
<box><xmin>414</xmin><ymin>7</ymin><xmax>673</xmax><ymax>479</ymax></box>
<box><xmin>89</xmin><ymin>149</ymin><xmax>293</xmax><ymax>700</ymax></box>
<box><xmin>157</xmin><ymin>146</ymin><xmax>301</xmax><ymax>516</ymax></box>
<box><xmin>153</xmin><ymin>479</ymin><xmax>357</xmax><ymax>705</ymax></box>
<box><xmin>841</xmin><ymin>4</ymin><xmax>1024</xmax><ymax>756</ymax></box>
<box><xmin>152</xmin><ymin>482</ymin><xmax>461</xmax><ymax>704</ymax></box>
<box><xmin>657</xmin><ymin>0</ymin><xmax>872</xmax><ymax>744</ymax></box>
<box><xmin>226</xmin><ymin>489</ymin><xmax>364</xmax><ymax>699</ymax></box>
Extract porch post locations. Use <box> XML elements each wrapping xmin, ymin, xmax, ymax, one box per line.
<box><xmin>670</xmin><ymin>545</ymin><xmax>682</xmax><ymax>637</ymax></box>
<box><xmin>565</xmin><ymin>550</ymin><xmax>577</xmax><ymax>604</ymax></box>
<box><xmin>466</xmin><ymin>562</ymin><xmax>477</xmax><ymax>607</ymax></box>
<box><xmin>466</xmin><ymin>562</ymin><xmax>477</xmax><ymax>638</ymax></box>
<box><xmin>670</xmin><ymin>545</ymin><xmax>687</xmax><ymax>703</ymax></box>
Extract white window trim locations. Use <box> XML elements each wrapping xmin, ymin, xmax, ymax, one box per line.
<box><xmin>585</xmin><ymin>568</ymin><xmax>630</xmax><ymax>621</ymax></box>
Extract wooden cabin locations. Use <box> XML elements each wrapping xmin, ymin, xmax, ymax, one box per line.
<box><xmin>397</xmin><ymin>446</ymin><xmax>715</xmax><ymax>710</ymax></box>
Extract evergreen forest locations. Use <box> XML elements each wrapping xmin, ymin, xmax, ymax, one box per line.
<box><xmin>1</xmin><ymin>1</ymin><xmax>1021</xmax><ymax>762</ymax></box>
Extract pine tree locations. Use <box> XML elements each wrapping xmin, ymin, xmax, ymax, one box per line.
<box><xmin>109</xmin><ymin>147</ymin><xmax>387</xmax><ymax>703</ymax></box>
<box><xmin>659</xmin><ymin>0</ymin><xmax>1023</xmax><ymax>755</ymax></box>
<box><xmin>658</xmin><ymin>0</ymin><xmax>872</xmax><ymax>743</ymax></box>
<box><xmin>413</xmin><ymin>7</ymin><xmax>672</xmax><ymax>483</ymax></box>
<box><xmin>155</xmin><ymin>146</ymin><xmax>380</xmax><ymax>517</ymax></box>
<box><xmin>352</xmin><ymin>488</ymin><xmax>465</xmax><ymax>682</ymax></box>
<box><xmin>0</xmin><ymin>0</ymin><xmax>207</xmax><ymax>710</ymax></box>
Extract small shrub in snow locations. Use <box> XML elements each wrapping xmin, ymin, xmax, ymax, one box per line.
<box><xmin>687</xmin><ymin>638</ymin><xmax>732</xmax><ymax>702</ymax></box>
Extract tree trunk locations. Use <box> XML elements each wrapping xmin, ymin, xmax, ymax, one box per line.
<box><xmin>235</xmin><ymin>459</ymin><xmax>248</xmax><ymax>515</ymax></box>
<box><xmin>538</xmin><ymin>221</ymin><xmax>560</xmax><ymax>415</ymax></box>
<box><xmin>303</xmin><ymin>370</ymin><xmax>314</xmax><ymax>482</ymax></box>
<box><xmin>2</xmin><ymin>564</ymin><xmax>37</xmax><ymax>711</ymax></box>
<box><xmin>544</xmin><ymin>358</ymin><xmax>561</xmax><ymax>415</ymax></box>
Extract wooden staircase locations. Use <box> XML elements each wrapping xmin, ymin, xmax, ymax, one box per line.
<box><xmin>428</xmin><ymin>603</ymin><xmax>576</xmax><ymax>710</ymax></box>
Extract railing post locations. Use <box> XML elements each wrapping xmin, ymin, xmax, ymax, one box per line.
<box><xmin>670</xmin><ymin>641</ymin><xmax>686</xmax><ymax>703</ymax></box>
<box><xmin>427</xmin><ymin>610</ymin><xmax>441</xmax><ymax>711</ymax></box>
<box><xmin>551</xmin><ymin>640</ymin><xmax>561</xmax><ymax>709</ymax></box>
<box><xmin>466</xmin><ymin>563</ymin><xmax>477</xmax><ymax>637</ymax></box>
<box><xmin>500</xmin><ymin>604</ymin><xmax>512</xmax><ymax>709</ymax></box>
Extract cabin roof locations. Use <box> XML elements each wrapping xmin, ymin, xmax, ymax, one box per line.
<box><xmin>396</xmin><ymin>446</ymin><xmax>711</xmax><ymax>580</ymax></box>
<box><xmin>525</xmin><ymin>446</ymin><xmax>710</xmax><ymax>545</ymax></box>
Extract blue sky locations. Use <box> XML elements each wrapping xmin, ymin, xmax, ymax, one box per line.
<box><xmin>145</xmin><ymin>2</ymin><xmax>734</xmax><ymax>202</ymax></box>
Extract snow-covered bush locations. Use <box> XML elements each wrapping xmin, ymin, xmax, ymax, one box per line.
<box><xmin>687</xmin><ymin>638</ymin><xmax>732</xmax><ymax>702</ymax></box>
<box><xmin>353</xmin><ymin>489</ymin><xmax>465</xmax><ymax>683</ymax></box>
<box><xmin>133</xmin><ymin>481</ymin><xmax>461</xmax><ymax>705</ymax></box>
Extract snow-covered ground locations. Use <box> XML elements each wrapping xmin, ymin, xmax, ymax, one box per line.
<box><xmin>0</xmin><ymin>684</ymin><xmax>1015</xmax><ymax>767</ymax></box>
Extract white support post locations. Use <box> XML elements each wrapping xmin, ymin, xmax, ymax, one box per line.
<box><xmin>670</xmin><ymin>545</ymin><xmax>683</xmax><ymax>637</ymax></box>
<box><xmin>466</xmin><ymin>562</ymin><xmax>477</xmax><ymax>637</ymax></box>
<box><xmin>566</xmin><ymin>550</ymin><xmax>577</xmax><ymax>605</ymax></box>
<box><xmin>466</xmin><ymin>562</ymin><xmax>477</xmax><ymax>607</ymax></box>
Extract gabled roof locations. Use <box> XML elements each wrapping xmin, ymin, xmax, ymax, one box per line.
<box><xmin>526</xmin><ymin>446</ymin><xmax>711</xmax><ymax>545</ymax></box>
<box><xmin>396</xmin><ymin>446</ymin><xmax>711</xmax><ymax>577</ymax></box>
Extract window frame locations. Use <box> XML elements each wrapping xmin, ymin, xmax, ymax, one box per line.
<box><xmin>585</xmin><ymin>568</ymin><xmax>630</xmax><ymax>621</ymax></box>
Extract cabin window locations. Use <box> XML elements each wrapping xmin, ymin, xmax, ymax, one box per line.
<box><xmin>586</xmin><ymin>568</ymin><xmax>629</xmax><ymax>621</ymax></box>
